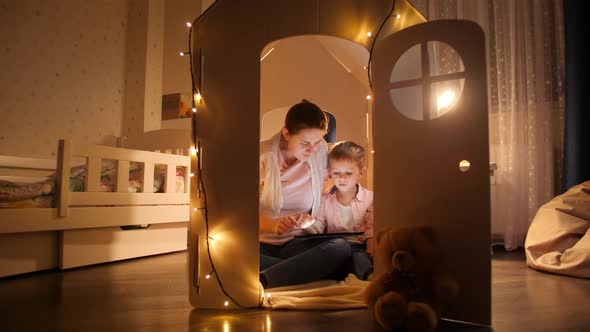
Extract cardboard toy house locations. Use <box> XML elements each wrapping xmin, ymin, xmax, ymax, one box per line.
<box><xmin>188</xmin><ymin>0</ymin><xmax>490</xmax><ymax>326</ymax></box>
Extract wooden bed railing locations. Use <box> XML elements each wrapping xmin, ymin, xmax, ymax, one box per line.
<box><xmin>56</xmin><ymin>139</ymin><xmax>190</xmax><ymax>217</ymax></box>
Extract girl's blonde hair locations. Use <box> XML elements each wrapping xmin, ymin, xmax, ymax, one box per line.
<box><xmin>328</xmin><ymin>141</ymin><xmax>365</xmax><ymax>168</ymax></box>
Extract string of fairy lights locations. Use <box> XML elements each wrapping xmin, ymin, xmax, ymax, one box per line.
<box><xmin>183</xmin><ymin>0</ymin><xmax>262</xmax><ymax>310</ymax></box>
<box><xmin>181</xmin><ymin>0</ymin><xmax>400</xmax><ymax>309</ymax></box>
<box><xmin>367</xmin><ymin>0</ymin><xmax>398</xmax><ymax>88</ymax></box>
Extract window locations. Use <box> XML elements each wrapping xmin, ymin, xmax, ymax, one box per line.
<box><xmin>389</xmin><ymin>41</ymin><xmax>465</xmax><ymax>120</ymax></box>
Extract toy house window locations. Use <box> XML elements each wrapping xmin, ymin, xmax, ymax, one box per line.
<box><xmin>389</xmin><ymin>41</ymin><xmax>465</xmax><ymax>120</ymax></box>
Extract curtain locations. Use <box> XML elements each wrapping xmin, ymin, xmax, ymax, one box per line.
<box><xmin>410</xmin><ymin>0</ymin><xmax>565</xmax><ymax>250</ymax></box>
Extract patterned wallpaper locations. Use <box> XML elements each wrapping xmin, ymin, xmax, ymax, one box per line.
<box><xmin>0</xmin><ymin>0</ymin><xmax>129</xmax><ymax>158</ymax></box>
<box><xmin>121</xmin><ymin>0</ymin><xmax>166</xmax><ymax>140</ymax></box>
<box><xmin>143</xmin><ymin>0</ymin><xmax>164</xmax><ymax>133</ymax></box>
<box><xmin>122</xmin><ymin>0</ymin><xmax>151</xmax><ymax>143</ymax></box>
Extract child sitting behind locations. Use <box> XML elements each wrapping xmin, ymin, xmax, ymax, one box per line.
<box><xmin>309</xmin><ymin>141</ymin><xmax>374</xmax><ymax>280</ymax></box>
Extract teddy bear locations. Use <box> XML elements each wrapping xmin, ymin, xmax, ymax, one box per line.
<box><xmin>364</xmin><ymin>226</ymin><xmax>459</xmax><ymax>332</ymax></box>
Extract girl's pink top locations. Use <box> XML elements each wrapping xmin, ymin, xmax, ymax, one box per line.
<box><xmin>312</xmin><ymin>185</ymin><xmax>374</xmax><ymax>242</ymax></box>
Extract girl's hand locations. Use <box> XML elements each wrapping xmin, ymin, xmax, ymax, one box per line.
<box><xmin>276</xmin><ymin>215</ymin><xmax>301</xmax><ymax>235</ymax></box>
<box><xmin>366</xmin><ymin>239</ymin><xmax>375</xmax><ymax>256</ymax></box>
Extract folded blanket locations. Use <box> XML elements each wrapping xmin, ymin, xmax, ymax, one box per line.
<box><xmin>262</xmin><ymin>274</ymin><xmax>369</xmax><ymax>310</ymax></box>
<box><xmin>525</xmin><ymin>181</ymin><xmax>590</xmax><ymax>278</ymax></box>
<box><xmin>0</xmin><ymin>180</ymin><xmax>53</xmax><ymax>203</ymax></box>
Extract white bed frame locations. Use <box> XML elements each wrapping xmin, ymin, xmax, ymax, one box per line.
<box><xmin>0</xmin><ymin>139</ymin><xmax>191</xmax><ymax>277</ymax></box>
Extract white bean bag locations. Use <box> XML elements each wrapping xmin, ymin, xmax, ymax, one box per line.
<box><xmin>525</xmin><ymin>181</ymin><xmax>590</xmax><ymax>278</ymax></box>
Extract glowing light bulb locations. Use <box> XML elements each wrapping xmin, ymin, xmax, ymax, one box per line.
<box><xmin>367</xmin><ymin>32</ymin><xmax>372</xmax><ymax>37</ymax></box>
<box><xmin>396</xmin><ymin>14</ymin><xmax>401</xmax><ymax>18</ymax></box>
<box><xmin>363</xmin><ymin>65</ymin><xmax>367</xmax><ymax>70</ymax></box>
<box><xmin>205</xmin><ymin>274</ymin><xmax>211</xmax><ymax>279</ymax></box>
<box><xmin>266</xmin><ymin>293</ymin><xmax>271</xmax><ymax>298</ymax></box>
<box><xmin>179</xmin><ymin>51</ymin><xmax>185</xmax><ymax>57</ymax></box>
<box><xmin>224</xmin><ymin>301</ymin><xmax>229</xmax><ymax>306</ymax></box>
<box><xmin>366</xmin><ymin>95</ymin><xmax>372</xmax><ymax>100</ymax></box>
<box><xmin>192</xmin><ymin>107</ymin><xmax>197</xmax><ymax>113</ymax></box>
<box><xmin>190</xmin><ymin>173</ymin><xmax>195</xmax><ymax>177</ymax></box>
<box><xmin>371</xmin><ymin>150</ymin><xmax>375</xmax><ymax>154</ymax></box>
<box><xmin>459</xmin><ymin>160</ymin><xmax>471</xmax><ymax>172</ymax></box>
<box><xmin>437</xmin><ymin>90</ymin><xmax>456</xmax><ymax>111</ymax></box>
<box><xmin>190</xmin><ymin>147</ymin><xmax>197</xmax><ymax>155</ymax></box>
<box><xmin>193</xmin><ymin>207</ymin><xmax>198</xmax><ymax>211</ymax></box>
<box><xmin>194</xmin><ymin>93</ymin><xmax>202</xmax><ymax>103</ymax></box>
<box><xmin>186</xmin><ymin>22</ymin><xmax>192</xmax><ymax>27</ymax></box>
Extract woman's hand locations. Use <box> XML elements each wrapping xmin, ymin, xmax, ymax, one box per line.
<box><xmin>276</xmin><ymin>215</ymin><xmax>301</xmax><ymax>235</ymax></box>
<box><xmin>298</xmin><ymin>214</ymin><xmax>316</xmax><ymax>229</ymax></box>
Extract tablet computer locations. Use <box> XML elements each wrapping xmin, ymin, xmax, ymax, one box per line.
<box><xmin>295</xmin><ymin>232</ymin><xmax>364</xmax><ymax>239</ymax></box>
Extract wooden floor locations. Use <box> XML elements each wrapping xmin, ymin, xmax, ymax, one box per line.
<box><xmin>1</xmin><ymin>248</ymin><xmax>589</xmax><ymax>332</ymax></box>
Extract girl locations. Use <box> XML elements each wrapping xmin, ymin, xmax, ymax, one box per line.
<box><xmin>308</xmin><ymin>141</ymin><xmax>374</xmax><ymax>280</ymax></box>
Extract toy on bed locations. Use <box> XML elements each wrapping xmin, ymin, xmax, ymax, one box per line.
<box><xmin>364</xmin><ymin>226</ymin><xmax>458</xmax><ymax>332</ymax></box>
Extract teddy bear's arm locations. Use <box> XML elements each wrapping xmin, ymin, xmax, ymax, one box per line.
<box><xmin>432</xmin><ymin>271</ymin><xmax>459</xmax><ymax>308</ymax></box>
<box><xmin>364</xmin><ymin>273</ymin><xmax>390</xmax><ymax>307</ymax></box>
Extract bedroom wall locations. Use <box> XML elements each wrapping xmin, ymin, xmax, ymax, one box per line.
<box><xmin>162</xmin><ymin>0</ymin><xmax>200</xmax><ymax>95</ymax></box>
<box><xmin>123</xmin><ymin>0</ymin><xmax>200</xmax><ymax>150</ymax></box>
<box><xmin>0</xmin><ymin>0</ymin><xmax>129</xmax><ymax>158</ymax></box>
<box><xmin>0</xmin><ymin>0</ymin><xmax>200</xmax><ymax>158</ymax></box>
<box><xmin>121</xmin><ymin>0</ymin><xmax>164</xmax><ymax>143</ymax></box>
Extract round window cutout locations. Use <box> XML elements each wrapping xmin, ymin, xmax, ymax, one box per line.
<box><xmin>459</xmin><ymin>160</ymin><xmax>471</xmax><ymax>172</ymax></box>
<box><xmin>389</xmin><ymin>41</ymin><xmax>465</xmax><ymax>121</ymax></box>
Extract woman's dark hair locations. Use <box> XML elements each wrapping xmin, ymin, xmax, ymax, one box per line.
<box><xmin>284</xmin><ymin>99</ymin><xmax>328</xmax><ymax>134</ymax></box>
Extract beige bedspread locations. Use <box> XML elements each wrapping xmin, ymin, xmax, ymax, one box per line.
<box><xmin>525</xmin><ymin>181</ymin><xmax>590</xmax><ymax>278</ymax></box>
<box><xmin>262</xmin><ymin>274</ymin><xmax>369</xmax><ymax>310</ymax></box>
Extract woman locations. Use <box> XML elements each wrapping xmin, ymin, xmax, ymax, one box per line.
<box><xmin>259</xmin><ymin>100</ymin><xmax>351</xmax><ymax>289</ymax></box>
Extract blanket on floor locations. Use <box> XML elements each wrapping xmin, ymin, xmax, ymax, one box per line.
<box><xmin>525</xmin><ymin>181</ymin><xmax>590</xmax><ymax>278</ymax></box>
<box><xmin>262</xmin><ymin>274</ymin><xmax>369</xmax><ymax>310</ymax></box>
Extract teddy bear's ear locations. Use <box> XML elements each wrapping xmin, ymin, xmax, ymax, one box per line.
<box><xmin>418</xmin><ymin>226</ymin><xmax>436</xmax><ymax>243</ymax></box>
<box><xmin>376</xmin><ymin>227</ymin><xmax>392</xmax><ymax>246</ymax></box>
<box><xmin>376</xmin><ymin>227</ymin><xmax>394</xmax><ymax>271</ymax></box>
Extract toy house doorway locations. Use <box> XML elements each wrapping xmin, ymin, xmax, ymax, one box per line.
<box><xmin>259</xmin><ymin>35</ymin><xmax>373</xmax><ymax>189</ymax></box>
